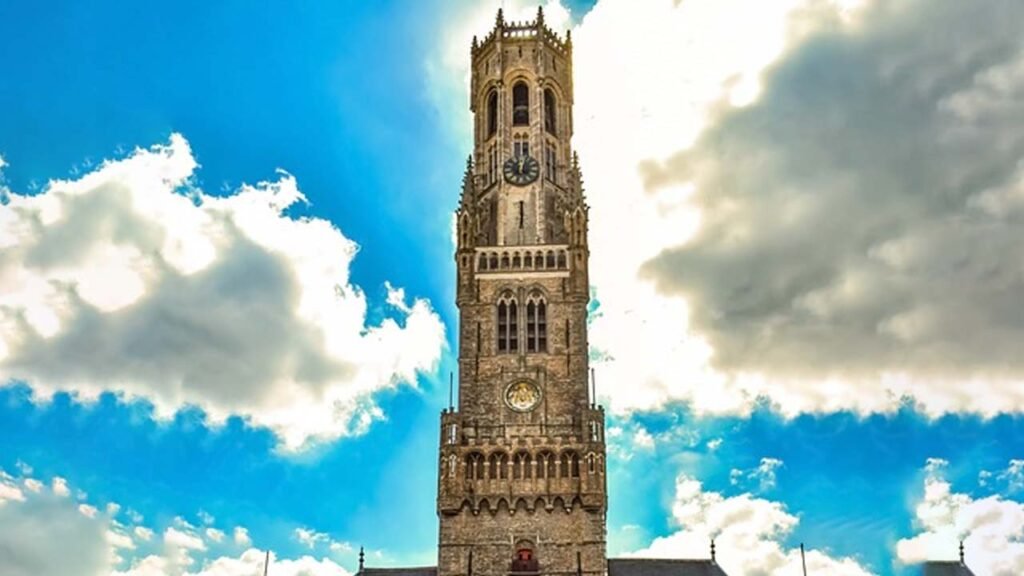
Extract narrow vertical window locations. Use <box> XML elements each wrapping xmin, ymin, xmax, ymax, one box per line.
<box><xmin>498</xmin><ymin>301</ymin><xmax>508</xmax><ymax>352</ymax></box>
<box><xmin>527</xmin><ymin>301</ymin><xmax>537</xmax><ymax>352</ymax></box>
<box><xmin>512</xmin><ymin>82</ymin><xmax>529</xmax><ymax>126</ymax></box>
<box><xmin>487</xmin><ymin>90</ymin><xmax>498</xmax><ymax>138</ymax></box>
<box><xmin>537</xmin><ymin>300</ymin><xmax>547</xmax><ymax>352</ymax></box>
<box><xmin>498</xmin><ymin>293</ymin><xmax>519</xmax><ymax>353</ymax></box>
<box><xmin>526</xmin><ymin>293</ymin><xmax>547</xmax><ymax>353</ymax></box>
<box><xmin>545</xmin><ymin>142</ymin><xmax>557</xmax><ymax>181</ymax></box>
<box><xmin>518</xmin><ymin>201</ymin><xmax>524</xmax><ymax>229</ymax></box>
<box><xmin>544</xmin><ymin>89</ymin><xmax>557</xmax><ymax>134</ymax></box>
<box><xmin>509</xmin><ymin>300</ymin><xmax>518</xmax><ymax>352</ymax></box>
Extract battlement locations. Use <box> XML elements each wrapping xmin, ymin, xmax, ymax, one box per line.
<box><xmin>472</xmin><ymin>7</ymin><xmax>572</xmax><ymax>61</ymax></box>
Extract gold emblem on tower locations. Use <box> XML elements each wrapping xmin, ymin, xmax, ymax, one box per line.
<box><xmin>504</xmin><ymin>381</ymin><xmax>541</xmax><ymax>412</ymax></box>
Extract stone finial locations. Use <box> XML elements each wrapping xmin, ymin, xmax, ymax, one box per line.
<box><xmin>358</xmin><ymin>546</ymin><xmax>365</xmax><ymax>572</ymax></box>
<box><xmin>472</xmin><ymin>35</ymin><xmax>478</xmax><ymax>50</ymax></box>
<box><xmin>537</xmin><ymin>5</ymin><xmax>545</xmax><ymax>26</ymax></box>
<box><xmin>710</xmin><ymin>539</ymin><xmax>716</xmax><ymax>562</ymax></box>
<box><xmin>496</xmin><ymin>8</ymin><xmax>505</xmax><ymax>27</ymax></box>
<box><xmin>959</xmin><ymin>540</ymin><xmax>965</xmax><ymax>564</ymax></box>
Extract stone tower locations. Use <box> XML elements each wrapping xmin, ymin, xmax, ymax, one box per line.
<box><xmin>438</xmin><ymin>7</ymin><xmax>607</xmax><ymax>576</ymax></box>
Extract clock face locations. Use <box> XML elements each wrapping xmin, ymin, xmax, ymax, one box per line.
<box><xmin>503</xmin><ymin>155</ymin><xmax>540</xmax><ymax>186</ymax></box>
<box><xmin>504</xmin><ymin>381</ymin><xmax>541</xmax><ymax>412</ymax></box>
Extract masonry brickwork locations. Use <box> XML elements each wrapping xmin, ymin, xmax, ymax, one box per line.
<box><xmin>438</xmin><ymin>7</ymin><xmax>607</xmax><ymax>576</ymax></box>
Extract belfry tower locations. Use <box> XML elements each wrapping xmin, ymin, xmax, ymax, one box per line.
<box><xmin>438</xmin><ymin>7</ymin><xmax>607</xmax><ymax>576</ymax></box>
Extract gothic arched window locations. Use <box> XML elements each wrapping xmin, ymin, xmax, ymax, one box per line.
<box><xmin>536</xmin><ymin>451</ymin><xmax>556</xmax><ymax>479</ymax></box>
<box><xmin>526</xmin><ymin>293</ymin><xmax>547</xmax><ymax>353</ymax></box>
<box><xmin>512</xmin><ymin>82</ymin><xmax>529</xmax><ymax>126</ymax></box>
<box><xmin>513</xmin><ymin>451</ymin><xmax>532</xmax><ymax>479</ymax></box>
<box><xmin>544</xmin><ymin>89</ymin><xmax>557</xmax><ymax>134</ymax></box>
<box><xmin>466</xmin><ymin>452</ymin><xmax>484</xmax><ymax>480</ymax></box>
<box><xmin>489</xmin><ymin>452</ymin><xmax>508</xmax><ymax>479</ymax></box>
<box><xmin>487</xmin><ymin>90</ymin><xmax>498</xmax><ymax>138</ymax></box>
<box><xmin>497</xmin><ymin>294</ymin><xmax>518</xmax><ymax>353</ymax></box>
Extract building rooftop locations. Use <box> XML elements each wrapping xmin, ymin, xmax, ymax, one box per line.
<box><xmin>359</xmin><ymin>567</ymin><xmax>438</xmax><ymax>576</ymax></box>
<box><xmin>922</xmin><ymin>561</ymin><xmax>976</xmax><ymax>576</ymax></box>
<box><xmin>607</xmin><ymin>558</ymin><xmax>729</xmax><ymax>576</ymax></box>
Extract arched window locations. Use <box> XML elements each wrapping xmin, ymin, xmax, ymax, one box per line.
<box><xmin>563</xmin><ymin>451</ymin><xmax>579</xmax><ymax>477</ymax></box>
<box><xmin>466</xmin><ymin>453</ymin><xmax>484</xmax><ymax>480</ymax></box>
<box><xmin>545</xmin><ymin>140</ymin><xmax>557</xmax><ymax>182</ymax></box>
<box><xmin>489</xmin><ymin>452</ymin><xmax>508</xmax><ymax>479</ymax></box>
<box><xmin>526</xmin><ymin>293</ymin><xmax>547</xmax><ymax>353</ymax></box>
<box><xmin>512</xmin><ymin>82</ymin><xmax>529</xmax><ymax>126</ymax></box>
<box><xmin>487</xmin><ymin>90</ymin><xmax>498</xmax><ymax>138</ymax></box>
<box><xmin>536</xmin><ymin>451</ymin><xmax>556</xmax><ymax>479</ymax></box>
<box><xmin>497</xmin><ymin>294</ymin><xmax>518</xmax><ymax>353</ymax></box>
<box><xmin>513</xmin><ymin>451</ymin><xmax>531</xmax><ymax>479</ymax></box>
<box><xmin>544</xmin><ymin>89</ymin><xmax>557</xmax><ymax>134</ymax></box>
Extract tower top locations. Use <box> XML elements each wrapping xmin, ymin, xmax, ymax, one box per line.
<box><xmin>471</xmin><ymin>7</ymin><xmax>572</xmax><ymax>61</ymax></box>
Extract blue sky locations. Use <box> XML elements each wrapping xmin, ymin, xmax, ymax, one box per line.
<box><xmin>1</xmin><ymin>1</ymin><xmax>1023</xmax><ymax>575</ymax></box>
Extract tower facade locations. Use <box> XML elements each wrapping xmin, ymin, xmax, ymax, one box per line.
<box><xmin>438</xmin><ymin>8</ymin><xmax>607</xmax><ymax>576</ymax></box>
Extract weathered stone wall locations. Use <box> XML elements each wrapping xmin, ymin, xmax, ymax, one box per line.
<box><xmin>441</xmin><ymin>10</ymin><xmax>604</xmax><ymax>576</ymax></box>
<box><xmin>439</xmin><ymin>506</ymin><xmax>606</xmax><ymax>576</ymax></box>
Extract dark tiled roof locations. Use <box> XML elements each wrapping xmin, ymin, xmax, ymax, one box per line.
<box><xmin>608</xmin><ymin>558</ymin><xmax>729</xmax><ymax>576</ymax></box>
<box><xmin>922</xmin><ymin>561</ymin><xmax>976</xmax><ymax>576</ymax></box>
<box><xmin>360</xmin><ymin>567</ymin><xmax>437</xmax><ymax>576</ymax></box>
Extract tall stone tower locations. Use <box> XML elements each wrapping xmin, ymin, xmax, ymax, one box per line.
<box><xmin>438</xmin><ymin>7</ymin><xmax>607</xmax><ymax>576</ymax></box>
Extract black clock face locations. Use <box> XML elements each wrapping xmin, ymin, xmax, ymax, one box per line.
<box><xmin>503</xmin><ymin>155</ymin><xmax>540</xmax><ymax>186</ymax></box>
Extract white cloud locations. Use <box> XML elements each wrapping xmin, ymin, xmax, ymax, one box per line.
<box><xmin>295</xmin><ymin>527</ymin><xmax>329</xmax><ymax>549</ymax></box>
<box><xmin>0</xmin><ymin>465</ymin><xmax>353</xmax><ymax>576</ymax></box>
<box><xmin>997</xmin><ymin>460</ymin><xmax>1024</xmax><ymax>493</ymax></box>
<box><xmin>183</xmin><ymin>548</ymin><xmax>350</xmax><ymax>576</ymax></box>
<box><xmin>730</xmin><ymin>458</ymin><xmax>784</xmax><ymax>492</ymax></box>
<box><xmin>897</xmin><ymin>459</ymin><xmax>1024</xmax><ymax>575</ymax></box>
<box><xmin>630</xmin><ymin>473</ymin><xmax>874</xmax><ymax>576</ymax></box>
<box><xmin>0</xmin><ymin>135</ymin><xmax>445</xmax><ymax>450</ymax></box>
<box><xmin>0</xmin><ymin>475</ymin><xmax>26</xmax><ymax>503</ymax></box>
<box><xmin>633</xmin><ymin>427</ymin><xmax>655</xmax><ymax>450</ymax></box>
<box><xmin>79</xmin><ymin>503</ymin><xmax>99</xmax><ymax>518</ymax></box>
<box><xmin>233</xmin><ymin>526</ymin><xmax>251</xmax><ymax>547</ymax></box>
<box><xmin>0</xmin><ymin>471</ymin><xmax>111</xmax><ymax>576</ymax></box>
<box><xmin>51</xmin><ymin>477</ymin><xmax>70</xmax><ymax>497</ymax></box>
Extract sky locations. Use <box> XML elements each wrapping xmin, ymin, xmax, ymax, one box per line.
<box><xmin>0</xmin><ymin>0</ymin><xmax>1022</xmax><ymax>575</ymax></box>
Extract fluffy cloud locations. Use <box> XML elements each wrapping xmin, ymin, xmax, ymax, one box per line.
<box><xmin>897</xmin><ymin>459</ymin><xmax>1024</xmax><ymax>575</ymax></box>
<box><xmin>622</xmin><ymin>0</ymin><xmax>1024</xmax><ymax>414</ymax></box>
<box><xmin>729</xmin><ymin>458</ymin><xmax>783</xmax><ymax>493</ymax></box>
<box><xmin>0</xmin><ymin>466</ymin><xmax>352</xmax><ymax>576</ymax></box>
<box><xmin>0</xmin><ymin>470</ymin><xmax>113</xmax><ymax>576</ymax></box>
<box><xmin>0</xmin><ymin>135</ymin><xmax>445</xmax><ymax>450</ymax></box>
<box><xmin>630</xmin><ymin>473</ymin><xmax>873</xmax><ymax>576</ymax></box>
